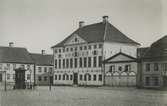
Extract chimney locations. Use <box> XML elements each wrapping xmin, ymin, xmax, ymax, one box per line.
<box><xmin>102</xmin><ymin>16</ymin><xmax>109</xmax><ymax>23</ymax></box>
<box><xmin>79</xmin><ymin>21</ymin><xmax>85</xmax><ymax>28</ymax></box>
<box><xmin>9</xmin><ymin>42</ymin><xmax>14</xmax><ymax>47</ymax></box>
<box><xmin>41</xmin><ymin>50</ymin><xmax>45</xmax><ymax>55</ymax></box>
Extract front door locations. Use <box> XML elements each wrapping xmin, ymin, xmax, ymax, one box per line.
<box><xmin>73</xmin><ymin>73</ymin><xmax>78</xmax><ymax>85</ymax></box>
<box><xmin>15</xmin><ymin>69</ymin><xmax>26</xmax><ymax>89</ymax></box>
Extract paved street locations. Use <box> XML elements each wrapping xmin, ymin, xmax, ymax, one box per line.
<box><xmin>1</xmin><ymin>86</ymin><xmax>167</xmax><ymax>106</ymax></box>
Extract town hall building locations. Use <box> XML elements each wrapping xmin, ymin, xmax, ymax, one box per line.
<box><xmin>51</xmin><ymin>16</ymin><xmax>140</xmax><ymax>86</ymax></box>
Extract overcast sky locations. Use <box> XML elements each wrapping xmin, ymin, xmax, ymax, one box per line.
<box><xmin>0</xmin><ymin>0</ymin><xmax>166</xmax><ymax>54</ymax></box>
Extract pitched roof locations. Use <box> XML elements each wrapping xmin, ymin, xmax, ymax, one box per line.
<box><xmin>104</xmin><ymin>52</ymin><xmax>137</xmax><ymax>63</ymax></box>
<box><xmin>142</xmin><ymin>35</ymin><xmax>167</xmax><ymax>61</ymax></box>
<box><xmin>0</xmin><ymin>46</ymin><xmax>34</xmax><ymax>64</ymax></box>
<box><xmin>52</xmin><ymin>21</ymin><xmax>140</xmax><ymax>48</ymax></box>
<box><xmin>30</xmin><ymin>53</ymin><xmax>53</xmax><ymax>66</ymax></box>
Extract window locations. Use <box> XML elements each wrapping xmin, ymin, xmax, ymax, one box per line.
<box><xmin>145</xmin><ymin>77</ymin><xmax>150</xmax><ymax>86</ymax></box>
<box><xmin>75</xmin><ymin>58</ymin><xmax>77</xmax><ymax>68</ymax></box>
<box><xmin>63</xmin><ymin>59</ymin><xmax>65</xmax><ymax>68</ymax></box>
<box><xmin>27</xmin><ymin>74</ymin><xmax>31</xmax><ymax>80</ymax></box>
<box><xmin>84</xmin><ymin>74</ymin><xmax>87</xmax><ymax>81</ymax></box>
<box><xmin>79</xmin><ymin>58</ymin><xmax>82</xmax><ymax>68</ymax></box>
<box><xmin>27</xmin><ymin>65</ymin><xmax>30</xmax><ymax>70</ymax></box>
<box><xmin>7</xmin><ymin>74</ymin><xmax>10</xmax><ymax>80</ymax></box>
<box><xmin>146</xmin><ymin>63</ymin><xmax>150</xmax><ymax>71</ymax></box>
<box><xmin>49</xmin><ymin>67</ymin><xmax>52</xmax><ymax>72</ymax></box>
<box><xmin>93</xmin><ymin>74</ymin><xmax>96</xmax><ymax>81</ymax></box>
<box><xmin>94</xmin><ymin>45</ymin><xmax>97</xmax><ymax>49</ymax></box>
<box><xmin>153</xmin><ymin>76</ymin><xmax>159</xmax><ymax>86</ymax></box>
<box><xmin>84</xmin><ymin>46</ymin><xmax>87</xmax><ymax>50</ymax></box>
<box><xmin>70</xmin><ymin>58</ymin><xmax>73</xmax><ymax>68</ymax></box>
<box><xmin>55</xmin><ymin>59</ymin><xmax>57</xmax><ymax>69</ymax></box>
<box><xmin>84</xmin><ymin>57</ymin><xmax>87</xmax><ymax>67</ymax></box>
<box><xmin>13</xmin><ymin>64</ymin><xmax>16</xmax><ymax>69</ymax></box>
<box><xmin>59</xmin><ymin>59</ymin><xmax>61</xmax><ymax>68</ymax></box>
<box><xmin>93</xmin><ymin>57</ymin><xmax>97</xmax><ymax>67</ymax></box>
<box><xmin>98</xmin><ymin>75</ymin><xmax>102</xmax><ymax>81</ymax></box>
<box><xmin>54</xmin><ymin>49</ymin><xmax>57</xmax><ymax>53</ymax></box>
<box><xmin>44</xmin><ymin>76</ymin><xmax>47</xmax><ymax>81</ymax></box>
<box><xmin>70</xmin><ymin>75</ymin><xmax>73</xmax><ymax>80</ymax></box>
<box><xmin>93</xmin><ymin>50</ymin><xmax>97</xmax><ymax>55</ymax></box>
<box><xmin>38</xmin><ymin>67</ymin><xmax>42</xmax><ymax>72</ymax></box>
<box><xmin>88</xmin><ymin>75</ymin><xmax>91</xmax><ymax>81</ymax></box>
<box><xmin>70</xmin><ymin>48</ymin><xmax>73</xmax><ymax>52</ymax></box>
<box><xmin>80</xmin><ymin>46</ymin><xmax>82</xmax><ymax>50</ymax></box>
<box><xmin>109</xmin><ymin>65</ymin><xmax>115</xmax><ymax>72</ymax></box>
<box><xmin>154</xmin><ymin>63</ymin><xmax>159</xmax><ymax>71</ymax></box>
<box><xmin>59</xmin><ymin>49</ymin><xmax>61</xmax><ymax>53</ymax></box>
<box><xmin>66</xmin><ymin>75</ymin><xmax>69</xmax><ymax>80</ymax></box>
<box><xmin>99</xmin><ymin>44</ymin><xmax>102</xmax><ymax>48</ymax></box>
<box><xmin>7</xmin><ymin>64</ymin><xmax>10</xmax><ymax>70</ymax></box>
<box><xmin>63</xmin><ymin>74</ymin><xmax>65</xmax><ymax>80</ymax></box>
<box><xmin>0</xmin><ymin>64</ymin><xmax>2</xmax><ymax>70</ymax></box>
<box><xmin>163</xmin><ymin>63</ymin><xmax>167</xmax><ymax>72</ymax></box>
<box><xmin>98</xmin><ymin>56</ymin><xmax>102</xmax><ymax>67</ymax></box>
<box><xmin>88</xmin><ymin>57</ymin><xmax>91</xmax><ymax>67</ymax></box>
<box><xmin>44</xmin><ymin>67</ymin><xmax>47</xmax><ymax>72</ymax></box>
<box><xmin>21</xmin><ymin>64</ymin><xmax>25</xmax><ymax>69</ymax></box>
<box><xmin>13</xmin><ymin>74</ymin><xmax>15</xmax><ymax>80</ymax></box>
<box><xmin>118</xmin><ymin>66</ymin><xmax>122</xmax><ymax>71</ymax></box>
<box><xmin>75</xmin><ymin>38</ymin><xmax>78</xmax><ymax>42</ymax></box>
<box><xmin>125</xmin><ymin>65</ymin><xmax>131</xmax><ymax>72</ymax></box>
<box><xmin>55</xmin><ymin>75</ymin><xmax>57</xmax><ymax>80</ymax></box>
<box><xmin>75</xmin><ymin>47</ymin><xmax>77</xmax><ymax>51</ymax></box>
<box><xmin>88</xmin><ymin>45</ymin><xmax>91</xmax><ymax>50</ymax></box>
<box><xmin>66</xmin><ymin>48</ymin><xmax>69</xmax><ymax>52</ymax></box>
<box><xmin>63</xmin><ymin>49</ymin><xmax>65</xmax><ymax>52</ymax></box>
<box><xmin>38</xmin><ymin>76</ymin><xmax>42</xmax><ymax>81</ymax></box>
<box><xmin>59</xmin><ymin>75</ymin><xmax>61</xmax><ymax>80</ymax></box>
<box><xmin>80</xmin><ymin>75</ymin><xmax>83</xmax><ymax>80</ymax></box>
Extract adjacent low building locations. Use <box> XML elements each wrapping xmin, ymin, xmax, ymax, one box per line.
<box><xmin>0</xmin><ymin>43</ymin><xmax>35</xmax><ymax>89</ymax></box>
<box><xmin>30</xmin><ymin>50</ymin><xmax>54</xmax><ymax>86</ymax></box>
<box><xmin>51</xmin><ymin>16</ymin><xmax>140</xmax><ymax>86</ymax></box>
<box><xmin>137</xmin><ymin>35</ymin><xmax>167</xmax><ymax>89</ymax></box>
<box><xmin>104</xmin><ymin>52</ymin><xmax>137</xmax><ymax>86</ymax></box>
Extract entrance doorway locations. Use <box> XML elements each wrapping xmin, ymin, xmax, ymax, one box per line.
<box><xmin>14</xmin><ymin>68</ymin><xmax>26</xmax><ymax>89</ymax></box>
<box><xmin>73</xmin><ymin>73</ymin><xmax>78</xmax><ymax>85</ymax></box>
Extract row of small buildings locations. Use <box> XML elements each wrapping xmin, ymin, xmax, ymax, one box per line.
<box><xmin>0</xmin><ymin>16</ymin><xmax>166</xmax><ymax>89</ymax></box>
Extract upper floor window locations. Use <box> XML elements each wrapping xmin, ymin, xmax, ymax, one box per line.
<box><xmin>99</xmin><ymin>44</ymin><xmax>103</xmax><ymax>48</ymax></box>
<box><xmin>70</xmin><ymin>48</ymin><xmax>73</xmax><ymax>52</ymax></box>
<box><xmin>38</xmin><ymin>67</ymin><xmax>42</xmax><ymax>72</ymax></box>
<box><xmin>63</xmin><ymin>49</ymin><xmax>65</xmax><ymax>52</ymax></box>
<box><xmin>93</xmin><ymin>57</ymin><xmax>97</xmax><ymax>67</ymax></box>
<box><xmin>44</xmin><ymin>67</ymin><xmax>47</xmax><ymax>72</ymax></box>
<box><xmin>7</xmin><ymin>64</ymin><xmax>10</xmax><ymax>70</ymax></box>
<box><xmin>124</xmin><ymin>65</ymin><xmax>131</xmax><ymax>72</ymax></box>
<box><xmin>59</xmin><ymin>49</ymin><xmax>61</xmax><ymax>53</ymax></box>
<box><xmin>55</xmin><ymin>59</ymin><xmax>57</xmax><ymax>69</ymax></box>
<box><xmin>109</xmin><ymin>65</ymin><xmax>115</xmax><ymax>72</ymax></box>
<box><xmin>54</xmin><ymin>49</ymin><xmax>57</xmax><ymax>53</ymax></box>
<box><xmin>88</xmin><ymin>45</ymin><xmax>91</xmax><ymax>50</ymax></box>
<box><xmin>80</xmin><ymin>46</ymin><xmax>82</xmax><ymax>50</ymax></box>
<box><xmin>66</xmin><ymin>48</ymin><xmax>69</xmax><ymax>52</ymax></box>
<box><xmin>49</xmin><ymin>67</ymin><xmax>52</xmax><ymax>72</ymax></box>
<box><xmin>146</xmin><ymin>64</ymin><xmax>150</xmax><ymax>71</ymax></box>
<box><xmin>84</xmin><ymin>46</ymin><xmax>87</xmax><ymax>50</ymax></box>
<box><xmin>98</xmin><ymin>56</ymin><xmax>102</xmax><ymax>67</ymax></box>
<box><xmin>94</xmin><ymin>45</ymin><xmax>97</xmax><ymax>49</ymax></box>
<box><xmin>75</xmin><ymin>47</ymin><xmax>77</xmax><ymax>51</ymax></box>
<box><xmin>75</xmin><ymin>38</ymin><xmax>78</xmax><ymax>42</ymax></box>
<box><xmin>154</xmin><ymin>63</ymin><xmax>159</xmax><ymax>71</ymax></box>
<box><xmin>0</xmin><ymin>64</ymin><xmax>3</xmax><ymax>70</ymax></box>
<box><xmin>27</xmin><ymin>65</ymin><xmax>30</xmax><ymax>70</ymax></box>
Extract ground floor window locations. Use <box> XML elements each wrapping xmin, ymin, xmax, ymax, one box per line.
<box><xmin>55</xmin><ymin>75</ymin><xmax>57</xmax><ymax>80</ymax></box>
<box><xmin>38</xmin><ymin>76</ymin><xmax>42</xmax><ymax>81</ymax></box>
<box><xmin>93</xmin><ymin>74</ymin><xmax>96</xmax><ymax>81</ymax></box>
<box><xmin>145</xmin><ymin>77</ymin><xmax>150</xmax><ymax>86</ymax></box>
<box><xmin>153</xmin><ymin>76</ymin><xmax>159</xmax><ymax>86</ymax></box>
<box><xmin>63</xmin><ymin>74</ymin><xmax>65</xmax><ymax>80</ymax></box>
<box><xmin>98</xmin><ymin>74</ymin><xmax>102</xmax><ymax>81</ymax></box>
<box><xmin>88</xmin><ymin>74</ymin><xmax>91</xmax><ymax>81</ymax></box>
<box><xmin>44</xmin><ymin>76</ymin><xmax>47</xmax><ymax>81</ymax></box>
<box><xmin>70</xmin><ymin>75</ymin><xmax>73</xmax><ymax>80</ymax></box>
<box><xmin>66</xmin><ymin>75</ymin><xmax>69</xmax><ymax>80</ymax></box>
<box><xmin>80</xmin><ymin>75</ymin><xmax>83</xmax><ymax>81</ymax></box>
<box><xmin>59</xmin><ymin>75</ymin><xmax>61</xmax><ymax>80</ymax></box>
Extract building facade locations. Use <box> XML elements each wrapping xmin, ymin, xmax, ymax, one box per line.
<box><xmin>52</xmin><ymin>16</ymin><xmax>140</xmax><ymax>86</ymax></box>
<box><xmin>30</xmin><ymin>50</ymin><xmax>54</xmax><ymax>86</ymax></box>
<box><xmin>104</xmin><ymin>52</ymin><xmax>137</xmax><ymax>87</ymax></box>
<box><xmin>137</xmin><ymin>35</ymin><xmax>167</xmax><ymax>89</ymax></box>
<box><xmin>0</xmin><ymin>43</ymin><xmax>35</xmax><ymax>88</ymax></box>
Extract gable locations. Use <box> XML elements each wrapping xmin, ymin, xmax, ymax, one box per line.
<box><xmin>105</xmin><ymin>52</ymin><xmax>136</xmax><ymax>63</ymax></box>
<box><xmin>108</xmin><ymin>54</ymin><xmax>134</xmax><ymax>62</ymax></box>
<box><xmin>64</xmin><ymin>34</ymin><xmax>86</xmax><ymax>45</ymax></box>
